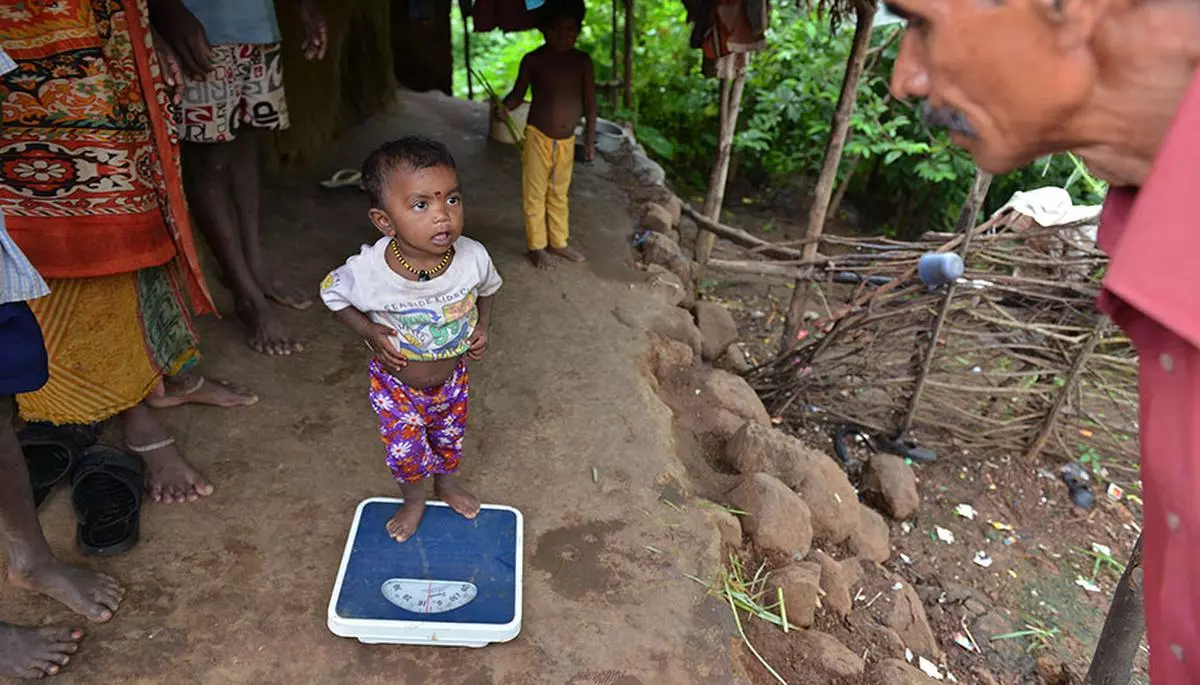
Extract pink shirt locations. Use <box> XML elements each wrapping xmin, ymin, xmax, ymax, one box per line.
<box><xmin>1096</xmin><ymin>72</ymin><xmax>1200</xmax><ymax>683</ymax></box>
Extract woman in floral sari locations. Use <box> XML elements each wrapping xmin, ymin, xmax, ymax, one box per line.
<box><xmin>0</xmin><ymin>0</ymin><xmax>256</xmax><ymax>503</ymax></box>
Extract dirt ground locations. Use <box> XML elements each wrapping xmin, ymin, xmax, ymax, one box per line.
<box><xmin>0</xmin><ymin>92</ymin><xmax>744</xmax><ymax>684</ymax></box>
<box><xmin>685</xmin><ymin>209</ymin><xmax>1148</xmax><ymax>685</ymax></box>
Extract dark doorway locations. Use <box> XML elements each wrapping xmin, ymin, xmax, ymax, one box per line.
<box><xmin>392</xmin><ymin>0</ymin><xmax>454</xmax><ymax>94</ymax></box>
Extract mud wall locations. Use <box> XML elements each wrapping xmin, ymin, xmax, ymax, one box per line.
<box><xmin>266</xmin><ymin>0</ymin><xmax>397</xmax><ymax>172</ymax></box>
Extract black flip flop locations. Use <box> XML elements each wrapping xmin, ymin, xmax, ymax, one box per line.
<box><xmin>71</xmin><ymin>445</ymin><xmax>143</xmax><ymax>556</ymax></box>
<box><xmin>18</xmin><ymin>423</ymin><xmax>95</xmax><ymax>508</ymax></box>
<box><xmin>878</xmin><ymin>436</ymin><xmax>938</xmax><ymax>464</ymax></box>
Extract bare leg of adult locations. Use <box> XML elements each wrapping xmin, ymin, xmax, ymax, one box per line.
<box><xmin>183</xmin><ymin>140</ymin><xmax>302</xmax><ymax>356</ymax></box>
<box><xmin>0</xmin><ymin>397</ymin><xmax>123</xmax><ymax>623</ymax></box>
<box><xmin>228</xmin><ymin>132</ymin><xmax>312</xmax><ymax>311</ymax></box>
<box><xmin>121</xmin><ymin>401</ymin><xmax>212</xmax><ymax>504</ymax></box>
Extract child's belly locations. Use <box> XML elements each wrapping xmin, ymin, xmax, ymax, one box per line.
<box><xmin>386</xmin><ymin>357</ymin><xmax>462</xmax><ymax>389</ymax></box>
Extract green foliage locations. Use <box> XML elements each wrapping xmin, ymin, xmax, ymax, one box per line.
<box><xmin>452</xmin><ymin>0</ymin><xmax>1108</xmax><ymax>235</ymax></box>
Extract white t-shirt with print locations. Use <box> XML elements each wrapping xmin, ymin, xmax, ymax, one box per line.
<box><xmin>320</xmin><ymin>236</ymin><xmax>502</xmax><ymax>362</ymax></box>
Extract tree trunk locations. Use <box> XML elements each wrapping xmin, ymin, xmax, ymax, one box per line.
<box><xmin>1084</xmin><ymin>535</ymin><xmax>1145</xmax><ymax>685</ymax></box>
<box><xmin>781</xmin><ymin>0</ymin><xmax>876</xmax><ymax>350</ymax></box>
<box><xmin>463</xmin><ymin>9</ymin><xmax>473</xmax><ymax>100</ymax></box>
<box><xmin>827</xmin><ymin>155</ymin><xmax>861</xmax><ymax>224</ymax></box>
<box><xmin>623</xmin><ymin>0</ymin><xmax>634</xmax><ymax>110</ymax></box>
<box><xmin>695</xmin><ymin>58</ymin><xmax>749</xmax><ymax>276</ymax></box>
<box><xmin>610</xmin><ymin>0</ymin><xmax>619</xmax><ymax>110</ymax></box>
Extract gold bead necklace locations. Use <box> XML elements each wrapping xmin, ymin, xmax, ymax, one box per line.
<box><xmin>390</xmin><ymin>239</ymin><xmax>453</xmax><ymax>282</ymax></box>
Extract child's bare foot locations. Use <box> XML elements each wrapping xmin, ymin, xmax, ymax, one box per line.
<box><xmin>387</xmin><ymin>485</ymin><xmax>427</xmax><ymax>543</ymax></box>
<box><xmin>0</xmin><ymin>624</ymin><xmax>82</xmax><ymax>679</ymax></box>
<box><xmin>528</xmin><ymin>250</ymin><xmax>555</xmax><ymax>270</ymax></box>
<box><xmin>434</xmin><ymin>475</ymin><xmax>480</xmax><ymax>519</ymax></box>
<box><xmin>549</xmin><ymin>245</ymin><xmax>587</xmax><ymax>263</ymax></box>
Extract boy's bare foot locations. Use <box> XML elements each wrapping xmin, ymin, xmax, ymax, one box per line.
<box><xmin>0</xmin><ymin>625</ymin><xmax>82</xmax><ymax>679</ymax></box>
<box><xmin>237</xmin><ymin>299</ymin><xmax>304</xmax><ymax>356</ymax></box>
<box><xmin>122</xmin><ymin>404</ymin><xmax>213</xmax><ymax>504</ymax></box>
<box><xmin>7</xmin><ymin>561</ymin><xmax>123</xmax><ymax>624</ymax></box>
<box><xmin>387</xmin><ymin>485</ymin><xmax>427</xmax><ymax>543</ymax></box>
<box><xmin>528</xmin><ymin>250</ymin><xmax>555</xmax><ymax>270</ymax></box>
<box><xmin>434</xmin><ymin>475</ymin><xmax>480</xmax><ymax>519</ymax></box>
<box><xmin>548</xmin><ymin>245</ymin><xmax>587</xmax><ymax>263</ymax></box>
<box><xmin>146</xmin><ymin>373</ymin><xmax>258</xmax><ymax>409</ymax></box>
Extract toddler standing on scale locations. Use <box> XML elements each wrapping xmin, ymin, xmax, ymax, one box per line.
<box><xmin>320</xmin><ymin>137</ymin><xmax>502</xmax><ymax>542</ymax></box>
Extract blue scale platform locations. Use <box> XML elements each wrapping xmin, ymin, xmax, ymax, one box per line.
<box><xmin>326</xmin><ymin>498</ymin><xmax>523</xmax><ymax>647</ymax></box>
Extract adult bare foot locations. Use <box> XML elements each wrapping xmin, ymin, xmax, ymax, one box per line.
<box><xmin>434</xmin><ymin>475</ymin><xmax>480</xmax><ymax>519</ymax></box>
<box><xmin>145</xmin><ymin>373</ymin><xmax>258</xmax><ymax>410</ymax></box>
<box><xmin>528</xmin><ymin>250</ymin><xmax>555</xmax><ymax>270</ymax></box>
<box><xmin>0</xmin><ymin>625</ymin><xmax>82</xmax><ymax>679</ymax></box>
<box><xmin>548</xmin><ymin>245</ymin><xmax>587</xmax><ymax>263</ymax></box>
<box><xmin>387</xmin><ymin>485</ymin><xmax>427</xmax><ymax>543</ymax></box>
<box><xmin>122</xmin><ymin>404</ymin><xmax>213</xmax><ymax>504</ymax></box>
<box><xmin>7</xmin><ymin>561</ymin><xmax>123</xmax><ymax>624</ymax></box>
<box><xmin>256</xmin><ymin>272</ymin><xmax>314</xmax><ymax>311</ymax></box>
<box><xmin>237</xmin><ymin>299</ymin><xmax>304</xmax><ymax>356</ymax></box>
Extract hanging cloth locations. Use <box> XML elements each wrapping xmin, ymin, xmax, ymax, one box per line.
<box><xmin>699</xmin><ymin>0</ymin><xmax>769</xmax><ymax>61</ymax></box>
<box><xmin>472</xmin><ymin>0</ymin><xmax>538</xmax><ymax>31</ymax></box>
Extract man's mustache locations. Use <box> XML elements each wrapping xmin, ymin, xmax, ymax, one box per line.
<box><xmin>920</xmin><ymin>101</ymin><xmax>978</xmax><ymax>138</ymax></box>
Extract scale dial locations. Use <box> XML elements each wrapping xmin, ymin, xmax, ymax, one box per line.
<box><xmin>381</xmin><ymin>578</ymin><xmax>477</xmax><ymax>614</ymax></box>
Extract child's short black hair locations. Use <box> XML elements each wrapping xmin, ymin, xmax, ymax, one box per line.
<box><xmin>361</xmin><ymin>136</ymin><xmax>457</xmax><ymax>208</ymax></box>
<box><xmin>537</xmin><ymin>0</ymin><xmax>585</xmax><ymax>29</ymax></box>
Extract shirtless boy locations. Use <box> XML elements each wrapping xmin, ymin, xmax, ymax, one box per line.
<box><xmin>320</xmin><ymin>138</ymin><xmax>502</xmax><ymax>542</ymax></box>
<box><xmin>498</xmin><ymin>0</ymin><xmax>596</xmax><ymax>270</ymax></box>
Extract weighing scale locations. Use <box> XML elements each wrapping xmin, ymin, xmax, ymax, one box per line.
<box><xmin>327</xmin><ymin>497</ymin><xmax>523</xmax><ymax>647</ymax></box>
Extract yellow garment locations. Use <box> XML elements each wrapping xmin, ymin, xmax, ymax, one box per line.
<box><xmin>522</xmin><ymin>124</ymin><xmax>575</xmax><ymax>250</ymax></box>
<box><xmin>18</xmin><ymin>268</ymin><xmax>198</xmax><ymax>425</ymax></box>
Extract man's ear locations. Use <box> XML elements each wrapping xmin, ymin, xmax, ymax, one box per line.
<box><xmin>1036</xmin><ymin>0</ymin><xmax>1109</xmax><ymax>50</ymax></box>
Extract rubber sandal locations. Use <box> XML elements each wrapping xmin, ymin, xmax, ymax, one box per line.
<box><xmin>18</xmin><ymin>423</ymin><xmax>96</xmax><ymax>508</ymax></box>
<box><xmin>878</xmin><ymin>436</ymin><xmax>938</xmax><ymax>464</ymax></box>
<box><xmin>71</xmin><ymin>445</ymin><xmax>144</xmax><ymax>557</ymax></box>
<box><xmin>319</xmin><ymin>169</ymin><xmax>362</xmax><ymax>190</ymax></box>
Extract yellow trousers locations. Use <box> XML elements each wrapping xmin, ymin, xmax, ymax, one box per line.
<box><xmin>522</xmin><ymin>124</ymin><xmax>575</xmax><ymax>250</ymax></box>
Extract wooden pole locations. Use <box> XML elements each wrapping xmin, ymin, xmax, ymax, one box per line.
<box><xmin>897</xmin><ymin>169</ymin><xmax>990</xmax><ymax>435</ymax></box>
<box><xmin>827</xmin><ymin>156</ymin><xmax>860</xmax><ymax>222</ymax></box>
<box><xmin>694</xmin><ymin>58</ymin><xmax>748</xmax><ymax>277</ymax></box>
<box><xmin>610</xmin><ymin>0</ymin><xmax>619</xmax><ymax>110</ymax></box>
<box><xmin>897</xmin><ymin>252</ymin><xmax>969</xmax><ymax>435</ymax></box>
<box><xmin>954</xmin><ymin>169</ymin><xmax>994</xmax><ymax>233</ymax></box>
<box><xmin>462</xmin><ymin>9</ymin><xmax>474</xmax><ymax>100</ymax></box>
<box><xmin>1025</xmin><ymin>316</ymin><xmax>1108</xmax><ymax>459</ymax></box>
<box><xmin>1084</xmin><ymin>534</ymin><xmax>1145</xmax><ymax>685</ymax></box>
<box><xmin>623</xmin><ymin>0</ymin><xmax>634</xmax><ymax>110</ymax></box>
<box><xmin>781</xmin><ymin>0</ymin><xmax>877</xmax><ymax>350</ymax></box>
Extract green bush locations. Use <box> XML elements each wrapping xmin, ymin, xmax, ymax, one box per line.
<box><xmin>452</xmin><ymin>0</ymin><xmax>1106</xmax><ymax>236</ymax></box>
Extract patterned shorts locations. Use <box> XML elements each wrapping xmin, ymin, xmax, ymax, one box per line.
<box><xmin>368</xmin><ymin>359</ymin><xmax>469</xmax><ymax>484</ymax></box>
<box><xmin>179</xmin><ymin>43</ymin><xmax>289</xmax><ymax>143</ymax></box>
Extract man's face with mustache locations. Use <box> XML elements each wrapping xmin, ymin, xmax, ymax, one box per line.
<box><xmin>885</xmin><ymin>0</ymin><xmax>1097</xmax><ymax>174</ymax></box>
